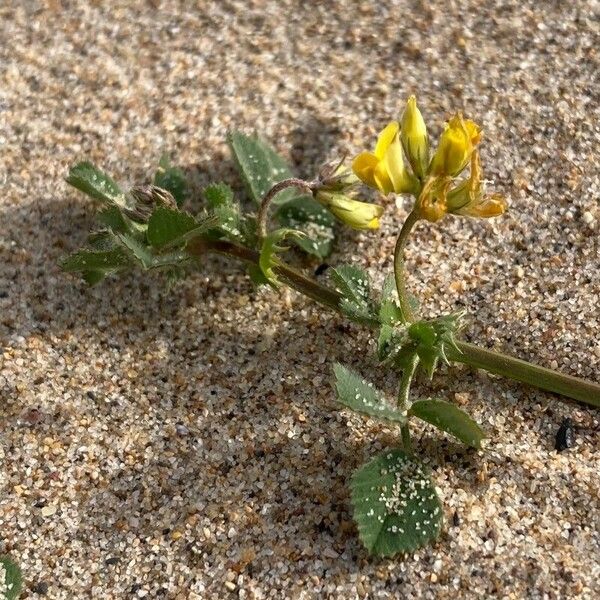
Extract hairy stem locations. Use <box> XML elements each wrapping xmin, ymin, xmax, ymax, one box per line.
<box><xmin>393</xmin><ymin>210</ymin><xmax>421</xmax><ymax>323</ymax></box>
<box><xmin>398</xmin><ymin>354</ymin><xmax>420</xmax><ymax>453</ymax></box>
<box><xmin>189</xmin><ymin>238</ymin><xmax>600</xmax><ymax>408</ymax></box>
<box><xmin>257</xmin><ymin>178</ymin><xmax>314</xmax><ymax>241</ymax></box>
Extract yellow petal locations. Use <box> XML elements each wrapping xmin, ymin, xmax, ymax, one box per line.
<box><xmin>463</xmin><ymin>119</ymin><xmax>481</xmax><ymax>146</ymax></box>
<box><xmin>352</xmin><ymin>152</ymin><xmax>379</xmax><ymax>188</ymax></box>
<box><xmin>458</xmin><ymin>194</ymin><xmax>507</xmax><ymax>218</ymax></box>
<box><xmin>400</xmin><ymin>96</ymin><xmax>429</xmax><ymax>178</ymax></box>
<box><xmin>430</xmin><ymin>114</ymin><xmax>475</xmax><ymax>177</ymax></box>
<box><xmin>384</xmin><ymin>134</ymin><xmax>416</xmax><ymax>194</ymax></box>
<box><xmin>374</xmin><ymin>122</ymin><xmax>400</xmax><ymax>160</ymax></box>
<box><xmin>373</xmin><ymin>160</ymin><xmax>394</xmax><ymax>194</ymax></box>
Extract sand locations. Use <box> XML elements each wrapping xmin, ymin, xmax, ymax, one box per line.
<box><xmin>1</xmin><ymin>1</ymin><xmax>599</xmax><ymax>598</ymax></box>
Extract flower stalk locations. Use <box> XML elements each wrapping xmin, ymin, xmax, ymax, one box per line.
<box><xmin>256</xmin><ymin>178</ymin><xmax>314</xmax><ymax>241</ymax></box>
<box><xmin>393</xmin><ymin>209</ymin><xmax>421</xmax><ymax>323</ymax></box>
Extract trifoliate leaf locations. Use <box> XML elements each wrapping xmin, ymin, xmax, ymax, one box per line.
<box><xmin>0</xmin><ymin>556</ymin><xmax>23</xmax><ymax>600</ymax></box>
<box><xmin>275</xmin><ymin>197</ymin><xmax>336</xmax><ymax>259</ymax></box>
<box><xmin>333</xmin><ymin>363</ymin><xmax>406</xmax><ymax>423</ymax></box>
<box><xmin>409</xmin><ymin>399</ymin><xmax>485</xmax><ymax>449</ymax></box>
<box><xmin>228</xmin><ymin>131</ymin><xmax>297</xmax><ymax>205</ymax></box>
<box><xmin>259</xmin><ymin>228</ymin><xmax>306</xmax><ymax>286</ymax></box>
<box><xmin>329</xmin><ymin>265</ymin><xmax>377</xmax><ymax>325</ymax></box>
<box><xmin>66</xmin><ymin>162</ymin><xmax>127</xmax><ymax>208</ymax></box>
<box><xmin>146</xmin><ymin>207</ymin><xmax>215</xmax><ymax>249</ymax></box>
<box><xmin>154</xmin><ymin>155</ymin><xmax>188</xmax><ymax>207</ymax></box>
<box><xmin>350</xmin><ymin>450</ymin><xmax>443</xmax><ymax>556</ymax></box>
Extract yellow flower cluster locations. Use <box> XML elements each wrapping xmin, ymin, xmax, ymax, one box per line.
<box><xmin>352</xmin><ymin>96</ymin><xmax>507</xmax><ymax>223</ymax></box>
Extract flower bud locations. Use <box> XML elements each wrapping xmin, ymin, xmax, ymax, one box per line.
<box><xmin>429</xmin><ymin>114</ymin><xmax>481</xmax><ymax>177</ymax></box>
<box><xmin>315</xmin><ymin>191</ymin><xmax>383</xmax><ymax>230</ymax></box>
<box><xmin>400</xmin><ymin>96</ymin><xmax>429</xmax><ymax>179</ymax></box>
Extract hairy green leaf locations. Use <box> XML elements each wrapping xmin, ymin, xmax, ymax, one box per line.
<box><xmin>116</xmin><ymin>233</ymin><xmax>188</xmax><ymax>270</ymax></box>
<box><xmin>204</xmin><ymin>182</ymin><xmax>235</xmax><ymax>209</ymax></box>
<box><xmin>96</xmin><ymin>206</ymin><xmax>131</xmax><ymax>234</ymax></box>
<box><xmin>66</xmin><ymin>161</ymin><xmax>127</xmax><ymax>207</ymax></box>
<box><xmin>228</xmin><ymin>131</ymin><xmax>297</xmax><ymax>205</ymax></box>
<box><xmin>410</xmin><ymin>399</ymin><xmax>485</xmax><ymax>449</ymax></box>
<box><xmin>61</xmin><ymin>246</ymin><xmax>133</xmax><ymax>285</ymax></box>
<box><xmin>351</xmin><ymin>450</ymin><xmax>443</xmax><ymax>556</ymax></box>
<box><xmin>146</xmin><ymin>207</ymin><xmax>215</xmax><ymax>249</ymax></box>
<box><xmin>330</xmin><ymin>265</ymin><xmax>377</xmax><ymax>325</ymax></box>
<box><xmin>0</xmin><ymin>556</ymin><xmax>22</xmax><ymax>600</ymax></box>
<box><xmin>333</xmin><ymin>363</ymin><xmax>406</xmax><ymax>423</ymax></box>
<box><xmin>154</xmin><ymin>155</ymin><xmax>188</xmax><ymax>207</ymax></box>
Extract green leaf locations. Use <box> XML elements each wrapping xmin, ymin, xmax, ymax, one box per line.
<box><xmin>146</xmin><ymin>207</ymin><xmax>212</xmax><ymax>249</ymax></box>
<box><xmin>203</xmin><ymin>183</ymin><xmax>255</xmax><ymax>245</ymax></box>
<box><xmin>96</xmin><ymin>206</ymin><xmax>131</xmax><ymax>234</ymax></box>
<box><xmin>1</xmin><ymin>556</ymin><xmax>23</xmax><ymax>600</ymax></box>
<box><xmin>66</xmin><ymin>161</ymin><xmax>127</xmax><ymax>207</ymax></box>
<box><xmin>116</xmin><ymin>233</ymin><xmax>188</xmax><ymax>270</ymax></box>
<box><xmin>259</xmin><ymin>228</ymin><xmax>306</xmax><ymax>286</ymax></box>
<box><xmin>275</xmin><ymin>197</ymin><xmax>335</xmax><ymax>259</ymax></box>
<box><xmin>61</xmin><ymin>246</ymin><xmax>133</xmax><ymax>285</ymax></box>
<box><xmin>333</xmin><ymin>363</ymin><xmax>406</xmax><ymax>423</ymax></box>
<box><xmin>204</xmin><ymin>182</ymin><xmax>235</xmax><ymax>209</ymax></box>
<box><xmin>350</xmin><ymin>450</ymin><xmax>443</xmax><ymax>556</ymax></box>
<box><xmin>228</xmin><ymin>131</ymin><xmax>297</xmax><ymax>205</ymax></box>
<box><xmin>154</xmin><ymin>155</ymin><xmax>188</xmax><ymax>207</ymax></box>
<box><xmin>410</xmin><ymin>399</ymin><xmax>485</xmax><ymax>449</ymax></box>
<box><xmin>330</xmin><ymin>265</ymin><xmax>377</xmax><ymax>325</ymax></box>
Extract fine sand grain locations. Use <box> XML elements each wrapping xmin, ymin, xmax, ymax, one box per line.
<box><xmin>1</xmin><ymin>2</ymin><xmax>599</xmax><ymax>598</ymax></box>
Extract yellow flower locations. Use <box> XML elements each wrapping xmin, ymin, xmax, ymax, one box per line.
<box><xmin>316</xmin><ymin>191</ymin><xmax>383</xmax><ymax>230</ymax></box>
<box><xmin>429</xmin><ymin>114</ymin><xmax>481</xmax><ymax>177</ymax></box>
<box><xmin>352</xmin><ymin>122</ymin><xmax>417</xmax><ymax>195</ymax></box>
<box><xmin>446</xmin><ymin>151</ymin><xmax>507</xmax><ymax>218</ymax></box>
<box><xmin>400</xmin><ymin>96</ymin><xmax>429</xmax><ymax>179</ymax></box>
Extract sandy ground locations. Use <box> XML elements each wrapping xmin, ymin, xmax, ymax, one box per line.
<box><xmin>1</xmin><ymin>1</ymin><xmax>599</xmax><ymax>598</ymax></box>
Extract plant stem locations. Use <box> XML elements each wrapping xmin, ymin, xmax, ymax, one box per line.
<box><xmin>189</xmin><ymin>238</ymin><xmax>600</xmax><ymax>408</ymax></box>
<box><xmin>449</xmin><ymin>342</ymin><xmax>600</xmax><ymax>406</ymax></box>
<box><xmin>398</xmin><ymin>354</ymin><xmax>420</xmax><ymax>453</ymax></box>
<box><xmin>393</xmin><ymin>209</ymin><xmax>421</xmax><ymax>323</ymax></box>
<box><xmin>257</xmin><ymin>178</ymin><xmax>314</xmax><ymax>241</ymax></box>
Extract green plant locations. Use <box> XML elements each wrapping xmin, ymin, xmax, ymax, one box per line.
<box><xmin>61</xmin><ymin>98</ymin><xmax>600</xmax><ymax>557</ymax></box>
